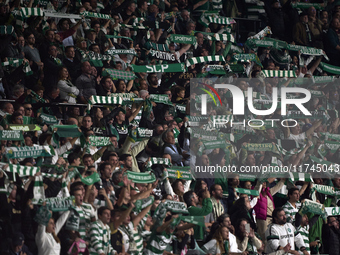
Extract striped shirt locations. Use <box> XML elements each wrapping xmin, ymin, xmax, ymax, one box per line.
<box><xmin>145</xmin><ymin>231</ymin><xmax>173</xmax><ymax>255</ymax></box>
<box><xmin>283</xmin><ymin>201</ymin><xmax>301</xmax><ymax>224</ymax></box>
<box><xmin>67</xmin><ymin>203</ymin><xmax>96</xmax><ymax>240</ymax></box>
<box><xmin>89</xmin><ymin>219</ymin><xmax>115</xmax><ymax>255</ymax></box>
<box><xmin>119</xmin><ymin>221</ymin><xmax>144</xmax><ymax>255</ymax></box>
<box><xmin>297</xmin><ymin>225</ymin><xmax>310</xmax><ymax>254</ymax></box>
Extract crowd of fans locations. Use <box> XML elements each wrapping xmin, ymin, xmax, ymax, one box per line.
<box><xmin>2</xmin><ymin>0</ymin><xmax>340</xmax><ymax>254</ymax></box>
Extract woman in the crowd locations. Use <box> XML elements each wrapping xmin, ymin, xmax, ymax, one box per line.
<box><xmin>57</xmin><ymin>67</ymin><xmax>79</xmax><ymax>104</ymax></box>
<box><xmin>235</xmin><ymin>218</ymin><xmax>262</xmax><ymax>254</ymax></box>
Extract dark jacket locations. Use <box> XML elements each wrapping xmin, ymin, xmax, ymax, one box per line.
<box><xmin>322</xmin><ymin>224</ymin><xmax>340</xmax><ymax>255</ymax></box>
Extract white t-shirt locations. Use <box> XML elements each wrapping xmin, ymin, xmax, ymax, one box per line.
<box><xmin>288</xmin><ymin>132</ymin><xmax>306</xmax><ymax>145</ymax></box>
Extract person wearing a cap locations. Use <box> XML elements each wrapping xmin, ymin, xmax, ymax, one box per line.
<box><xmin>10</xmin><ymin>232</ymin><xmax>32</xmax><ymax>255</ymax></box>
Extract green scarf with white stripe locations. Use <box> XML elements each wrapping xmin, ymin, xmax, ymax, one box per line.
<box><xmin>186</xmin><ymin>55</ymin><xmax>225</xmax><ymax>66</ymax></box>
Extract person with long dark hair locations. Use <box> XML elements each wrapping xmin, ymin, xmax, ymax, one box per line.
<box><xmin>235</xmin><ymin>218</ymin><xmax>262</xmax><ymax>254</ymax></box>
<box><xmin>230</xmin><ymin>196</ymin><xmax>257</xmax><ymax>232</ymax></box>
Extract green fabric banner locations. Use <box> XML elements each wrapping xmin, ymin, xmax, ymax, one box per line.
<box><xmin>325</xmin><ymin>207</ymin><xmax>340</xmax><ymax>216</ymax></box>
<box><xmin>8</xmin><ymin>124</ymin><xmax>41</xmax><ymax>131</ymax></box>
<box><xmin>88</xmin><ymin>136</ymin><xmax>112</xmax><ymax>147</ymax></box>
<box><xmin>299</xmin><ymin>199</ymin><xmax>327</xmax><ymax>221</ymax></box>
<box><xmin>106</xmin><ymin>49</ymin><xmax>137</xmax><ymax>56</ymax></box>
<box><xmin>130</xmin><ymin>63</ymin><xmax>185</xmax><ymax>73</ymax></box>
<box><xmin>6</xmin><ymin>145</ymin><xmax>55</xmax><ymax>159</ymax></box>
<box><xmin>166</xmin><ymin>166</ymin><xmax>192</xmax><ymax>180</ymax></box>
<box><xmin>133</xmin><ymin>196</ymin><xmax>154</xmax><ymax>212</ymax></box>
<box><xmin>149</xmin><ymin>49</ymin><xmax>176</xmax><ymax>61</ymax></box>
<box><xmin>168</xmin><ymin>34</ymin><xmax>197</xmax><ymax>44</ymax></box>
<box><xmin>235</xmin><ymin>188</ymin><xmax>259</xmax><ymax>196</ymax></box>
<box><xmin>126</xmin><ymin>171</ymin><xmax>156</xmax><ymax>183</ymax></box>
<box><xmin>149</xmin><ymin>94</ymin><xmax>173</xmax><ymax>105</ymax></box>
<box><xmin>0</xmin><ymin>130</ymin><xmax>24</xmax><ymax>140</ymax></box>
<box><xmin>39</xmin><ymin>113</ymin><xmax>58</xmax><ymax>125</ymax></box>
<box><xmin>291</xmin><ymin>2</ymin><xmax>324</xmax><ymax>10</ymax></box>
<box><xmin>320</xmin><ymin>62</ymin><xmax>340</xmax><ymax>75</ymax></box>
<box><xmin>248</xmin><ymin>26</ymin><xmax>272</xmax><ymax>40</ymax></box>
<box><xmin>32</xmin><ymin>196</ymin><xmax>75</xmax><ymax>212</ymax></box>
<box><xmin>233</xmin><ymin>54</ymin><xmax>262</xmax><ymax>67</ymax></box>
<box><xmin>80</xmin><ymin>11</ymin><xmax>111</xmax><ymax>19</ymax></box>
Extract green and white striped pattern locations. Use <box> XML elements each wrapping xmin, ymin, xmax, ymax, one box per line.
<box><xmin>21</xmin><ymin>7</ymin><xmax>44</xmax><ymax>16</ymax></box>
<box><xmin>33</xmin><ymin>175</ymin><xmax>45</xmax><ymax>200</ymax></box>
<box><xmin>145</xmin><ymin>231</ymin><xmax>172</xmax><ymax>255</ymax></box>
<box><xmin>89</xmin><ymin>220</ymin><xmax>114</xmax><ymax>255</ymax></box>
<box><xmin>0</xmin><ymin>25</ymin><xmax>14</xmax><ymax>35</ymax></box>
<box><xmin>297</xmin><ymin>225</ymin><xmax>310</xmax><ymax>254</ymax></box>
<box><xmin>282</xmin><ymin>201</ymin><xmax>301</xmax><ymax>224</ymax></box>
<box><xmin>261</xmin><ymin>70</ymin><xmax>297</xmax><ymax>78</ymax></box>
<box><xmin>186</xmin><ymin>55</ymin><xmax>225</xmax><ymax>66</ymax></box>
<box><xmin>2</xmin><ymin>163</ymin><xmax>40</xmax><ymax>177</ymax></box>
<box><xmin>41</xmin><ymin>172</ymin><xmax>63</xmax><ymax>179</ymax></box>
<box><xmin>208</xmin><ymin>16</ymin><xmax>236</xmax><ymax>25</ymax></box>
<box><xmin>146</xmin><ymin>157</ymin><xmax>171</xmax><ymax>168</ymax></box>
<box><xmin>70</xmin><ymin>203</ymin><xmax>95</xmax><ymax>240</ymax></box>
<box><xmin>2</xmin><ymin>58</ymin><xmax>23</xmax><ymax>67</ymax></box>
<box><xmin>211</xmin><ymin>0</ymin><xmax>223</xmax><ymax>10</ymax></box>
<box><xmin>89</xmin><ymin>95</ymin><xmax>123</xmax><ymax>105</ymax></box>
<box><xmin>288</xmin><ymin>173</ymin><xmax>312</xmax><ymax>182</ymax></box>
<box><xmin>214</xmin><ymin>33</ymin><xmax>235</xmax><ymax>42</ymax></box>
<box><xmin>130</xmin><ymin>107</ymin><xmax>143</xmax><ymax>126</ymax></box>
<box><xmin>120</xmin><ymin>222</ymin><xmax>144</xmax><ymax>254</ymax></box>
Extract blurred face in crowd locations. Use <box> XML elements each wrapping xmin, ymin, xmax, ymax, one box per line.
<box><xmin>103</xmin><ymin>77</ymin><xmax>114</xmax><ymax>91</ymax></box>
<box><xmin>91</xmin><ymin>44</ymin><xmax>100</xmax><ymax>53</ymax></box>
<box><xmin>61</xmin><ymin>19</ymin><xmax>70</xmax><ymax>31</ymax></box>
<box><xmin>82</xmin><ymin>61</ymin><xmax>92</xmax><ymax>75</ymax></box>
<box><xmin>329</xmin><ymin>217</ymin><xmax>339</xmax><ymax>229</ymax></box>
<box><xmin>82</xmin><ymin>116</ymin><xmax>93</xmax><ymax>129</ymax></box>
<box><xmin>300</xmin><ymin>14</ymin><xmax>308</xmax><ymax>24</ymax></box>
<box><xmin>275</xmin><ymin>210</ymin><xmax>287</xmax><ymax>225</ymax></box>
<box><xmin>74</xmin><ymin>189</ymin><xmax>84</xmax><ymax>206</ymax></box>
<box><xmin>223</xmin><ymin>216</ymin><xmax>232</xmax><ymax>228</ymax></box>
<box><xmin>308</xmin><ymin>7</ymin><xmax>316</xmax><ymax>18</ymax></box>
<box><xmin>117</xmin><ymin>81</ymin><xmax>126</xmax><ymax>93</ymax></box>
<box><xmin>124</xmin><ymin>156</ymin><xmax>133</xmax><ymax>169</ymax></box>
<box><xmin>201</xmin><ymin>154</ymin><xmax>209</xmax><ymax>166</ymax></box>
<box><xmin>246</xmin><ymin>154</ymin><xmax>256</xmax><ymax>166</ymax></box>
<box><xmin>24</xmin><ymin>104</ymin><xmax>32</xmax><ymax>116</ymax></box>
<box><xmin>332</xmin><ymin>18</ymin><xmax>340</xmax><ymax>30</ymax></box>
<box><xmin>49</xmin><ymin>46</ymin><xmax>58</xmax><ymax>58</ymax></box>
<box><xmin>13</xmin><ymin>114</ymin><xmax>24</xmax><ymax>124</ymax></box>
<box><xmin>196</xmin><ymin>33</ymin><xmax>204</xmax><ymax>45</ymax></box>
<box><xmin>18</xmin><ymin>36</ymin><xmax>25</xmax><ymax>47</ymax></box>
<box><xmin>289</xmin><ymin>190</ymin><xmax>300</xmax><ymax>202</ymax></box>
<box><xmin>212</xmin><ymin>185</ymin><xmax>223</xmax><ymax>199</ymax></box>
<box><xmin>108</xmin><ymin>155</ymin><xmax>119</xmax><ymax>167</ymax></box>
<box><xmin>46</xmin><ymin>218</ymin><xmax>56</xmax><ymax>233</ymax></box>
<box><xmin>101</xmin><ymin>164</ymin><xmax>112</xmax><ymax>179</ymax></box>
<box><xmin>83</xmin><ymin>156</ymin><xmax>94</xmax><ymax>166</ymax></box>
<box><xmin>26</xmin><ymin>34</ymin><xmax>35</xmax><ymax>46</ymax></box>
<box><xmin>165</xmin><ymin>132</ymin><xmax>176</xmax><ymax>145</ymax></box>
<box><xmin>237</xmin><ymin>81</ymin><xmax>248</xmax><ymax>91</ymax></box>
<box><xmin>99</xmin><ymin>209</ymin><xmax>111</xmax><ymax>225</ymax></box>
<box><xmin>139</xmin><ymin>80</ymin><xmax>148</xmax><ymax>90</ymax></box>
<box><xmin>290</xmin><ymin>123</ymin><xmax>301</xmax><ymax>135</ymax></box>
<box><xmin>65</xmin><ymin>47</ymin><xmax>75</xmax><ymax>59</ymax></box>
<box><xmin>24</xmin><ymin>136</ymin><xmax>33</xmax><ymax>146</ymax></box>
<box><xmin>46</xmin><ymin>30</ymin><xmax>55</xmax><ymax>42</ymax></box>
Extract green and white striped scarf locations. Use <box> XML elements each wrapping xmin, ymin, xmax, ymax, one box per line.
<box><xmin>291</xmin><ymin>2</ymin><xmax>324</xmax><ymax>10</ymax></box>
<box><xmin>0</xmin><ymin>163</ymin><xmax>40</xmax><ymax>181</ymax></box>
<box><xmin>89</xmin><ymin>95</ymin><xmax>123</xmax><ymax>105</ymax></box>
<box><xmin>208</xmin><ymin>16</ymin><xmax>236</xmax><ymax>25</ymax></box>
<box><xmin>214</xmin><ymin>33</ymin><xmax>235</xmax><ymax>42</ymax></box>
<box><xmin>186</xmin><ymin>55</ymin><xmax>225</xmax><ymax>66</ymax></box>
<box><xmin>144</xmin><ymin>41</ymin><xmax>170</xmax><ymax>52</ymax></box>
<box><xmin>0</xmin><ymin>25</ymin><xmax>14</xmax><ymax>35</ymax></box>
<box><xmin>33</xmin><ymin>175</ymin><xmax>45</xmax><ymax>200</ymax></box>
<box><xmin>319</xmin><ymin>62</ymin><xmax>340</xmax><ymax>75</ymax></box>
<box><xmin>146</xmin><ymin>157</ymin><xmax>171</xmax><ymax>168</ymax></box>
<box><xmin>247</xmin><ymin>26</ymin><xmax>272</xmax><ymax>40</ymax></box>
<box><xmin>261</xmin><ymin>70</ymin><xmax>297</xmax><ymax>78</ymax></box>
<box><xmin>102</xmin><ymin>69</ymin><xmax>137</xmax><ymax>81</ymax></box>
